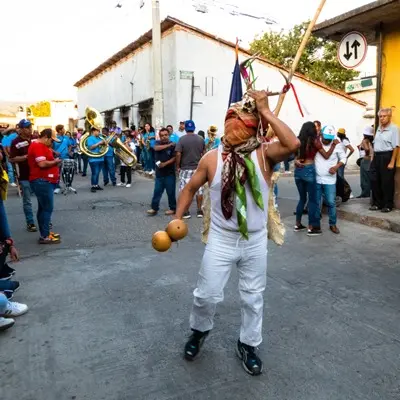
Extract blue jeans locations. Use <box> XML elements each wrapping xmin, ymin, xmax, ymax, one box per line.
<box><xmin>316</xmin><ymin>183</ymin><xmax>337</xmax><ymax>226</ymax></box>
<box><xmin>82</xmin><ymin>154</ymin><xmax>89</xmax><ymax>175</ymax></box>
<box><xmin>6</xmin><ymin>161</ymin><xmax>15</xmax><ymax>184</ymax></box>
<box><xmin>151</xmin><ymin>175</ymin><xmax>176</xmax><ymax>212</ymax></box>
<box><xmin>89</xmin><ymin>161</ymin><xmax>104</xmax><ymax>186</ymax></box>
<box><xmin>273</xmin><ymin>164</ymin><xmax>280</xmax><ymax>199</ymax></box>
<box><xmin>0</xmin><ymin>199</ymin><xmax>11</xmax><ymax>241</ymax></box>
<box><xmin>20</xmin><ymin>181</ymin><xmax>35</xmax><ymax>225</ymax></box>
<box><xmin>283</xmin><ymin>159</ymin><xmax>290</xmax><ymax>172</ymax></box>
<box><xmin>30</xmin><ymin>179</ymin><xmax>54</xmax><ymax>238</ymax></box>
<box><xmin>0</xmin><ymin>293</ymin><xmax>8</xmax><ymax>316</ymax></box>
<box><xmin>144</xmin><ymin>149</ymin><xmax>155</xmax><ymax>172</ymax></box>
<box><xmin>337</xmin><ymin>165</ymin><xmax>345</xmax><ymax>180</ymax></box>
<box><xmin>294</xmin><ymin>164</ymin><xmax>319</xmax><ymax>227</ymax></box>
<box><xmin>103</xmin><ymin>156</ymin><xmax>116</xmax><ymax>185</ymax></box>
<box><xmin>135</xmin><ymin>146</ymin><xmax>142</xmax><ymax>165</ymax></box>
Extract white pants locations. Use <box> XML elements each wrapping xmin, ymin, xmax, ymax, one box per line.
<box><xmin>190</xmin><ymin>226</ymin><xmax>268</xmax><ymax>347</ymax></box>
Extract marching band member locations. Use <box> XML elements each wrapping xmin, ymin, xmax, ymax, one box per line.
<box><xmin>86</xmin><ymin>127</ymin><xmax>105</xmax><ymax>193</ymax></box>
<box><xmin>142</xmin><ymin>123</ymin><xmax>156</xmax><ymax>175</ymax></box>
<box><xmin>117</xmin><ymin>132</ymin><xmax>135</xmax><ymax>188</ymax></box>
<box><xmin>102</xmin><ymin>127</ymin><xmax>117</xmax><ymax>187</ymax></box>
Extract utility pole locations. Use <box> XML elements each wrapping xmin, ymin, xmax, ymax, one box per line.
<box><xmin>152</xmin><ymin>0</ymin><xmax>164</xmax><ymax>130</ymax></box>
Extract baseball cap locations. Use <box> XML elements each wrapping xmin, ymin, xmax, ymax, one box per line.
<box><xmin>39</xmin><ymin>128</ymin><xmax>61</xmax><ymax>143</ymax></box>
<box><xmin>321</xmin><ymin>125</ymin><xmax>336</xmax><ymax>140</ymax></box>
<box><xmin>185</xmin><ymin>120</ymin><xmax>196</xmax><ymax>132</ymax></box>
<box><xmin>18</xmin><ymin>119</ymin><xmax>32</xmax><ymax>129</ymax></box>
<box><xmin>337</xmin><ymin>128</ymin><xmax>346</xmax><ymax>134</ymax></box>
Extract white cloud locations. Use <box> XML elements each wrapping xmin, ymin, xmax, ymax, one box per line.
<box><xmin>0</xmin><ymin>0</ymin><xmax>374</xmax><ymax>101</ymax></box>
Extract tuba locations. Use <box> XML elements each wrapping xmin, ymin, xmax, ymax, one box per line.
<box><xmin>79</xmin><ymin>107</ymin><xmax>137</xmax><ymax>167</ymax></box>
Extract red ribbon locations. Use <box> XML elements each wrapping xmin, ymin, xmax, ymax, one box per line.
<box><xmin>290</xmin><ymin>83</ymin><xmax>304</xmax><ymax>118</ymax></box>
<box><xmin>280</xmin><ymin>83</ymin><xmax>304</xmax><ymax>118</ymax></box>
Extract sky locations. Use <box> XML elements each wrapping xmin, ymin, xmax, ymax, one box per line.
<box><xmin>0</xmin><ymin>0</ymin><xmax>375</xmax><ymax>102</ymax></box>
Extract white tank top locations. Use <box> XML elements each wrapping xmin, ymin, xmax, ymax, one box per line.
<box><xmin>210</xmin><ymin>145</ymin><xmax>269</xmax><ymax>233</ymax></box>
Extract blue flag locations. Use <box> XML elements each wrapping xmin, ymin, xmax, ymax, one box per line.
<box><xmin>228</xmin><ymin>49</ymin><xmax>243</xmax><ymax>108</ymax></box>
<box><xmin>228</xmin><ymin>58</ymin><xmax>243</xmax><ymax>108</ymax></box>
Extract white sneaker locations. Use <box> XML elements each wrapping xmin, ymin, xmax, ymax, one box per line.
<box><xmin>126</xmin><ymin>184</ymin><xmax>131</xmax><ymax>188</ymax></box>
<box><xmin>10</xmin><ymin>183</ymin><xmax>17</xmax><ymax>187</ymax></box>
<box><xmin>4</xmin><ymin>301</ymin><xmax>29</xmax><ymax>318</ymax></box>
<box><xmin>54</xmin><ymin>188</ymin><xmax>61</xmax><ymax>194</ymax></box>
<box><xmin>117</xmin><ymin>182</ymin><xmax>125</xmax><ymax>187</ymax></box>
<box><xmin>0</xmin><ymin>317</ymin><xmax>15</xmax><ymax>331</ymax></box>
<box><xmin>149</xmin><ymin>170</ymin><xmax>155</xmax><ymax>176</ymax></box>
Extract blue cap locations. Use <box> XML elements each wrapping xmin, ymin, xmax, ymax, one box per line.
<box><xmin>18</xmin><ymin>119</ymin><xmax>32</xmax><ymax>129</ymax></box>
<box><xmin>185</xmin><ymin>120</ymin><xmax>196</xmax><ymax>132</ymax></box>
<box><xmin>321</xmin><ymin>125</ymin><xmax>336</xmax><ymax>140</ymax></box>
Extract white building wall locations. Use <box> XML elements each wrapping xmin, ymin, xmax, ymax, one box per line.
<box><xmin>174</xmin><ymin>29</ymin><xmax>367</xmax><ymax>167</ymax></box>
<box><xmin>50</xmin><ymin>101</ymin><xmax>78</xmax><ymax>128</ymax></box>
<box><xmin>77</xmin><ymin>26</ymin><xmax>369</xmax><ymax>167</ymax></box>
<box><xmin>76</xmin><ymin>31</ymin><xmax>178</xmax><ymax>129</ymax></box>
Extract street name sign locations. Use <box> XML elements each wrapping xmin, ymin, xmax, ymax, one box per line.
<box><xmin>338</xmin><ymin>31</ymin><xmax>368</xmax><ymax>70</ymax></box>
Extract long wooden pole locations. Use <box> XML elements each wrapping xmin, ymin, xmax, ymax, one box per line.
<box><xmin>268</xmin><ymin>0</ymin><xmax>327</xmax><ymax>135</ymax></box>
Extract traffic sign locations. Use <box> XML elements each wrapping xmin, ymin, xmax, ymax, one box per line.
<box><xmin>338</xmin><ymin>31</ymin><xmax>368</xmax><ymax>70</ymax></box>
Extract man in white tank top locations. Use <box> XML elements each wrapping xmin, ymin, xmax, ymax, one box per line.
<box><xmin>175</xmin><ymin>90</ymin><xmax>300</xmax><ymax>376</ymax></box>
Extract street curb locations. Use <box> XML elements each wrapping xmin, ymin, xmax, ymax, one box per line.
<box><xmin>337</xmin><ymin>208</ymin><xmax>400</xmax><ymax>233</ymax></box>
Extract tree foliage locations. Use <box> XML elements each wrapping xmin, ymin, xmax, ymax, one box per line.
<box><xmin>250</xmin><ymin>22</ymin><xmax>359</xmax><ymax>91</ymax></box>
<box><xmin>29</xmin><ymin>101</ymin><xmax>51</xmax><ymax>117</ymax></box>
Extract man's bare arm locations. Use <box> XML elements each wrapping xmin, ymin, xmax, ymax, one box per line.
<box><xmin>260</xmin><ymin>111</ymin><xmax>300</xmax><ymax>164</ymax></box>
<box><xmin>248</xmin><ymin>90</ymin><xmax>300</xmax><ymax>164</ymax></box>
<box><xmin>388</xmin><ymin>147</ymin><xmax>398</xmax><ymax>169</ymax></box>
<box><xmin>318</xmin><ymin>140</ymin><xmax>339</xmax><ymax>160</ymax></box>
<box><xmin>175</xmin><ymin>152</ymin><xmax>182</xmax><ymax>171</ymax></box>
<box><xmin>160</xmin><ymin>157</ymin><xmax>176</xmax><ymax>168</ymax></box>
<box><xmin>154</xmin><ymin>143</ymin><xmax>174</xmax><ymax>151</ymax></box>
<box><xmin>175</xmin><ymin>157</ymin><xmax>208</xmax><ymax>219</ymax></box>
<box><xmin>9</xmin><ymin>155</ymin><xmax>27</xmax><ymax>163</ymax></box>
<box><xmin>37</xmin><ymin>159</ymin><xmax>61</xmax><ymax>169</ymax></box>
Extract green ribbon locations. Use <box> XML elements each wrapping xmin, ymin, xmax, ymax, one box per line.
<box><xmin>235</xmin><ymin>156</ymin><xmax>265</xmax><ymax>239</ymax></box>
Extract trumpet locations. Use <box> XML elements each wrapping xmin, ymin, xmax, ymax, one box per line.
<box><xmin>79</xmin><ymin>107</ymin><xmax>137</xmax><ymax>167</ymax></box>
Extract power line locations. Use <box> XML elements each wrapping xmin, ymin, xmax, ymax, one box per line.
<box><xmin>192</xmin><ymin>0</ymin><xmax>278</xmax><ymax>24</ymax></box>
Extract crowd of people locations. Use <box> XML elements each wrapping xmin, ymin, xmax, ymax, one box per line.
<box><xmin>0</xmin><ymin>117</ymin><xmax>219</xmax><ymax>332</ymax></box>
<box><xmin>293</xmin><ymin>108</ymin><xmax>399</xmax><ymax>236</ymax></box>
<box><xmin>146</xmin><ymin>121</ymin><xmax>219</xmax><ymax>219</ymax></box>
<box><xmin>0</xmin><ymin>104</ymin><xmax>398</xmax><ymax>338</ymax></box>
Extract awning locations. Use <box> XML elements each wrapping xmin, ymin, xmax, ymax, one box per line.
<box><xmin>313</xmin><ymin>0</ymin><xmax>400</xmax><ymax>44</ymax></box>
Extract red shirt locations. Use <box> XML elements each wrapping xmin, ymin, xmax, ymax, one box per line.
<box><xmin>28</xmin><ymin>141</ymin><xmax>59</xmax><ymax>183</ymax></box>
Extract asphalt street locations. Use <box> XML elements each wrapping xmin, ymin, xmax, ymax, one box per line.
<box><xmin>1</xmin><ymin>171</ymin><xmax>399</xmax><ymax>400</ymax></box>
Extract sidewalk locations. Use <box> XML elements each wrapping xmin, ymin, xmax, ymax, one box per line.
<box><xmin>337</xmin><ymin>198</ymin><xmax>400</xmax><ymax>233</ymax></box>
